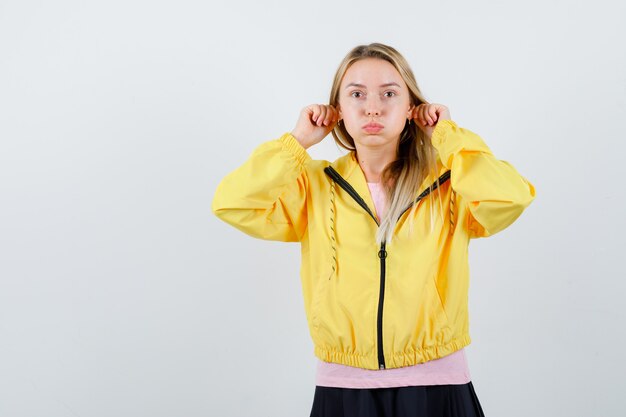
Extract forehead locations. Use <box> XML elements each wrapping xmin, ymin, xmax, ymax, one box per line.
<box><xmin>341</xmin><ymin>58</ymin><xmax>405</xmax><ymax>87</ymax></box>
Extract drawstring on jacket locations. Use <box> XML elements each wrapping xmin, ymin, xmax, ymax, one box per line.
<box><xmin>329</xmin><ymin>178</ymin><xmax>338</xmax><ymax>277</ymax></box>
<box><xmin>449</xmin><ymin>187</ymin><xmax>457</xmax><ymax>234</ymax></box>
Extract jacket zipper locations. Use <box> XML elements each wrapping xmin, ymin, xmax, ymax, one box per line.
<box><xmin>377</xmin><ymin>241</ymin><xmax>387</xmax><ymax>368</ymax></box>
<box><xmin>324</xmin><ymin>166</ymin><xmax>450</xmax><ymax>370</ymax></box>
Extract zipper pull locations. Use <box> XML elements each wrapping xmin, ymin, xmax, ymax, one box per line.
<box><xmin>378</xmin><ymin>242</ymin><xmax>387</xmax><ymax>259</ymax></box>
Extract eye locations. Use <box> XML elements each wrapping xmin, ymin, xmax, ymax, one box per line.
<box><xmin>383</xmin><ymin>91</ymin><xmax>397</xmax><ymax>98</ymax></box>
<box><xmin>350</xmin><ymin>91</ymin><xmax>363</xmax><ymax>98</ymax></box>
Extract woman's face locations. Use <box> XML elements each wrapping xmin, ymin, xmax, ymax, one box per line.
<box><xmin>338</xmin><ymin>58</ymin><xmax>413</xmax><ymax>150</ymax></box>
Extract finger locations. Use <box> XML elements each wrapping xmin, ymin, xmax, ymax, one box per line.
<box><xmin>323</xmin><ymin>105</ymin><xmax>333</xmax><ymax>124</ymax></box>
<box><xmin>428</xmin><ymin>106</ymin><xmax>438</xmax><ymax>124</ymax></box>
<box><xmin>330</xmin><ymin>106</ymin><xmax>339</xmax><ymax>123</ymax></box>
<box><xmin>326</xmin><ymin>106</ymin><xmax>338</xmax><ymax>126</ymax></box>
<box><xmin>429</xmin><ymin>105</ymin><xmax>438</xmax><ymax>125</ymax></box>
<box><xmin>412</xmin><ymin>107</ymin><xmax>419</xmax><ymax>122</ymax></box>
<box><xmin>436</xmin><ymin>104</ymin><xmax>450</xmax><ymax>121</ymax></box>
<box><xmin>326</xmin><ymin>106</ymin><xmax>336</xmax><ymax>124</ymax></box>
<box><xmin>330</xmin><ymin>105</ymin><xmax>339</xmax><ymax>124</ymax></box>
<box><xmin>413</xmin><ymin>105</ymin><xmax>421</xmax><ymax>120</ymax></box>
<box><xmin>419</xmin><ymin>105</ymin><xmax>428</xmax><ymax>126</ymax></box>
<box><xmin>310</xmin><ymin>105</ymin><xmax>322</xmax><ymax>124</ymax></box>
<box><xmin>422</xmin><ymin>105</ymin><xmax>431</xmax><ymax>126</ymax></box>
<box><xmin>323</xmin><ymin>106</ymin><xmax>335</xmax><ymax>125</ymax></box>
<box><xmin>317</xmin><ymin>106</ymin><xmax>328</xmax><ymax>126</ymax></box>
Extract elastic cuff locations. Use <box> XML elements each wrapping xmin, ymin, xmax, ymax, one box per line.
<box><xmin>278</xmin><ymin>132</ymin><xmax>312</xmax><ymax>166</ymax></box>
<box><xmin>430</xmin><ymin>119</ymin><xmax>458</xmax><ymax>146</ymax></box>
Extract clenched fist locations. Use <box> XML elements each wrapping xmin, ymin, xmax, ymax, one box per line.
<box><xmin>291</xmin><ymin>104</ymin><xmax>340</xmax><ymax>149</ymax></box>
<box><xmin>409</xmin><ymin>103</ymin><xmax>451</xmax><ymax>138</ymax></box>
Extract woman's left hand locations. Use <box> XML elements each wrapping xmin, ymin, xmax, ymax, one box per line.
<box><xmin>410</xmin><ymin>103</ymin><xmax>451</xmax><ymax>138</ymax></box>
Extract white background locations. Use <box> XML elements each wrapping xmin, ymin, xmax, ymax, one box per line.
<box><xmin>1</xmin><ymin>1</ymin><xmax>625</xmax><ymax>416</ymax></box>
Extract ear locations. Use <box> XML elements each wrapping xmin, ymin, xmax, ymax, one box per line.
<box><xmin>407</xmin><ymin>104</ymin><xmax>416</xmax><ymax>118</ymax></box>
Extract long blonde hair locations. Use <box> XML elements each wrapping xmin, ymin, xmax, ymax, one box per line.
<box><xmin>329</xmin><ymin>43</ymin><xmax>445</xmax><ymax>245</ymax></box>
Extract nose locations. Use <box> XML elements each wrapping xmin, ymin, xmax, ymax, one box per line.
<box><xmin>365</xmin><ymin>96</ymin><xmax>381</xmax><ymax>117</ymax></box>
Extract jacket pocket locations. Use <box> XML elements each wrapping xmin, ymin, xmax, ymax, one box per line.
<box><xmin>430</xmin><ymin>279</ymin><xmax>450</xmax><ymax>326</ymax></box>
<box><xmin>310</xmin><ymin>265</ymin><xmax>333</xmax><ymax>334</ymax></box>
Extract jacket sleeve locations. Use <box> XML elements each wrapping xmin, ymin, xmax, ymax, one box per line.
<box><xmin>211</xmin><ymin>132</ymin><xmax>311</xmax><ymax>242</ymax></box>
<box><xmin>430</xmin><ymin>119</ymin><xmax>536</xmax><ymax>239</ymax></box>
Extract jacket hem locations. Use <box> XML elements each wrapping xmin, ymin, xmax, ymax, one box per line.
<box><xmin>314</xmin><ymin>333</ymin><xmax>472</xmax><ymax>370</ymax></box>
<box><xmin>387</xmin><ymin>333</ymin><xmax>472</xmax><ymax>369</ymax></box>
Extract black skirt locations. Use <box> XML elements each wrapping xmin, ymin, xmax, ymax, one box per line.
<box><xmin>309</xmin><ymin>381</ymin><xmax>485</xmax><ymax>417</ymax></box>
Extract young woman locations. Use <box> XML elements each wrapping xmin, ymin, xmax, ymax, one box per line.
<box><xmin>212</xmin><ymin>43</ymin><xmax>536</xmax><ymax>417</ymax></box>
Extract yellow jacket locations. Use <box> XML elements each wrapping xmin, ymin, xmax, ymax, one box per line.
<box><xmin>212</xmin><ymin>119</ymin><xmax>536</xmax><ymax>370</ymax></box>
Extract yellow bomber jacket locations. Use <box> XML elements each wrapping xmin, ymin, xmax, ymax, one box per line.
<box><xmin>212</xmin><ymin>119</ymin><xmax>536</xmax><ymax>370</ymax></box>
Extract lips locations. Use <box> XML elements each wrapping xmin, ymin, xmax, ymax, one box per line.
<box><xmin>363</xmin><ymin>122</ymin><xmax>384</xmax><ymax>133</ymax></box>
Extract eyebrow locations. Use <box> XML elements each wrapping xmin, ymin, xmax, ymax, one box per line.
<box><xmin>344</xmin><ymin>82</ymin><xmax>402</xmax><ymax>89</ymax></box>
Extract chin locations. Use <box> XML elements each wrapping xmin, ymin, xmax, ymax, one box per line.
<box><xmin>354</xmin><ymin>135</ymin><xmax>398</xmax><ymax>148</ymax></box>
<box><xmin>355</xmin><ymin>128</ymin><xmax>402</xmax><ymax>140</ymax></box>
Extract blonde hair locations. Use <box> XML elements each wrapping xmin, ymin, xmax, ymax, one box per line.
<box><xmin>329</xmin><ymin>43</ymin><xmax>445</xmax><ymax>245</ymax></box>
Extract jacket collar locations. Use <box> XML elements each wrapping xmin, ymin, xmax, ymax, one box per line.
<box><xmin>328</xmin><ymin>150</ymin><xmax>449</xmax><ymax>206</ymax></box>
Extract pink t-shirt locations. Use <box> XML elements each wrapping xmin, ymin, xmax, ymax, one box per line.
<box><xmin>315</xmin><ymin>181</ymin><xmax>472</xmax><ymax>388</ymax></box>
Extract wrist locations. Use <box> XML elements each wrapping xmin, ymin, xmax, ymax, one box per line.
<box><xmin>290</xmin><ymin>131</ymin><xmax>313</xmax><ymax>150</ymax></box>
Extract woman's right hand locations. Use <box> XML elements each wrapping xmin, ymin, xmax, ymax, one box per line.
<box><xmin>291</xmin><ymin>104</ymin><xmax>340</xmax><ymax>149</ymax></box>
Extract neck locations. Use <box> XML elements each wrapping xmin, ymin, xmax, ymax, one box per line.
<box><xmin>354</xmin><ymin>143</ymin><xmax>397</xmax><ymax>183</ymax></box>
